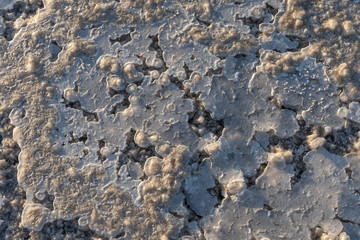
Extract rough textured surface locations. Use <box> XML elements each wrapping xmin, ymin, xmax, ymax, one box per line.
<box><xmin>0</xmin><ymin>0</ymin><xmax>359</xmax><ymax>239</ymax></box>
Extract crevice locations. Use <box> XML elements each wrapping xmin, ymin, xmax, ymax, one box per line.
<box><xmin>255</xmin><ymin>48</ymin><xmax>261</xmax><ymax>58</ymax></box>
<box><xmin>207</xmin><ymin>179</ymin><xmax>224</xmax><ymax>208</ymax></box>
<box><xmin>61</xmin><ymin>96</ymin><xmax>99</xmax><ymax>122</ymax></box>
<box><xmin>285</xmin><ymin>35</ymin><xmax>310</xmax><ymax>52</ymax></box>
<box><xmin>109</xmin><ymin>100</ymin><xmax>130</xmax><ymax>115</ymax></box>
<box><xmin>83</xmin><ymin>148</ymin><xmax>89</xmax><ymax>156</ymax></box>
<box><xmin>280</xmin><ymin>104</ymin><xmax>298</xmax><ymax>113</ymax></box>
<box><xmin>266</xmin><ymin>119</ymin><xmax>312</xmax><ymax>185</ymax></box>
<box><xmin>234</xmin><ymin>53</ymin><xmax>247</xmax><ymax>59</ymax></box>
<box><xmin>147</xmin><ymin>34</ymin><xmax>170</xmax><ymax>81</ymax></box>
<box><xmin>169</xmin><ymin>75</ymin><xmax>184</xmax><ymax>90</ymax></box>
<box><xmin>263</xmin><ymin>204</ymin><xmax>274</xmax><ymax>211</ymax></box>
<box><xmin>80</xmin><ymin>108</ymin><xmax>98</xmax><ymax>122</ymax></box>
<box><xmin>97</xmin><ymin>139</ymin><xmax>106</xmax><ymax>162</ymax></box>
<box><xmin>187</xmin><ymin>94</ymin><xmax>224</xmax><ymax>138</ymax></box>
<box><xmin>183</xmin><ymin>192</ymin><xmax>203</xmax><ymax>223</ymax></box>
<box><xmin>335</xmin><ymin>214</ymin><xmax>360</xmax><ymax>227</ymax></box>
<box><xmin>109</xmin><ymin>29</ymin><xmax>134</xmax><ymax>45</ymax></box>
<box><xmin>148</xmin><ymin>34</ymin><xmax>164</xmax><ymax>60</ymax></box>
<box><xmin>196</xmin><ymin>17</ymin><xmax>211</xmax><ymax>27</ymax></box>
<box><xmin>183</xmin><ymin>62</ymin><xmax>193</xmax><ymax>80</ymax></box>
<box><xmin>291</xmin><ymin>151</ymin><xmax>307</xmax><ymax>185</ymax></box>
<box><xmin>180</xmin><ymin>190</ymin><xmax>206</xmax><ymax>240</ymax></box>
<box><xmin>114</xmin><ymin>231</ymin><xmax>125</xmax><ymax>238</ymax></box>
<box><xmin>205</xmin><ymin>67</ymin><xmax>223</xmax><ymax>77</ymax></box>
<box><xmin>108</xmin><ymin>87</ymin><xmax>127</xmax><ymax>98</ymax></box>
<box><xmin>108</xmin><ymin>89</ymin><xmax>130</xmax><ymax>115</ymax></box>
<box><xmin>189</xmin><ymin>150</ymin><xmax>210</xmax><ymax>167</ymax></box>
<box><xmin>117</xmin><ymin>129</ymin><xmax>159</xmax><ymax>175</ymax></box>
<box><xmin>68</xmin><ymin>131</ymin><xmax>88</xmax><ymax>144</ymax></box>
<box><xmin>169</xmin><ymin>210</ymin><xmax>184</xmax><ymax>219</ymax></box>
<box><xmin>323</xmin><ymin>121</ymin><xmax>360</xmax><ymax>156</ymax></box>
<box><xmin>145</xmin><ymin>104</ymin><xmax>152</xmax><ymax>111</ymax></box>
<box><xmin>239</xmin><ymin>17</ymin><xmax>263</xmax><ymax>26</ymax></box>
<box><xmin>265</xmin><ymin>3</ymin><xmax>279</xmax><ymax>17</ymax></box>
<box><xmin>155</xmin><ymin>90</ymin><xmax>162</xmax><ymax>98</ymax></box>
<box><xmin>238</xmin><ymin>16</ymin><xmax>263</xmax><ymax>37</ymax></box>
<box><xmin>345</xmin><ymin>167</ymin><xmax>353</xmax><ymax>180</ymax></box>
<box><xmin>245</xmin><ymin>162</ymin><xmax>267</xmax><ymax>187</ymax></box>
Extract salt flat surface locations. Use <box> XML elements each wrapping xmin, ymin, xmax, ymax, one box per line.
<box><xmin>0</xmin><ymin>0</ymin><xmax>359</xmax><ymax>239</ymax></box>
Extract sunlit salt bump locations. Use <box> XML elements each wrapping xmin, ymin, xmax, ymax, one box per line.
<box><xmin>144</xmin><ymin>156</ymin><xmax>162</xmax><ymax>176</ymax></box>
<box><xmin>107</xmin><ymin>75</ymin><xmax>126</xmax><ymax>91</ymax></box>
<box><xmin>21</xmin><ymin>204</ymin><xmax>52</xmax><ymax>231</ymax></box>
<box><xmin>134</xmin><ymin>130</ymin><xmax>151</xmax><ymax>148</ymax></box>
<box><xmin>226</xmin><ymin>180</ymin><xmax>246</xmax><ymax>195</ymax></box>
<box><xmin>63</xmin><ymin>88</ymin><xmax>78</xmax><ymax>102</ymax></box>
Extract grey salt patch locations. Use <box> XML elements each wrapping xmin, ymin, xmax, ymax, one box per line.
<box><xmin>0</xmin><ymin>17</ymin><xmax>5</xmax><ymax>36</ymax></box>
<box><xmin>0</xmin><ymin>0</ymin><xmax>20</xmax><ymax>10</ymax></box>
<box><xmin>184</xmin><ymin>160</ymin><xmax>217</xmax><ymax>217</ymax></box>
<box><xmin>159</xmin><ymin>14</ymin><xmax>219</xmax><ymax>76</ymax></box>
<box><xmin>343</xmin><ymin>222</ymin><xmax>360</xmax><ymax>239</ymax></box>
<box><xmin>260</xmin><ymin>33</ymin><xmax>299</xmax><ymax>52</ymax></box>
